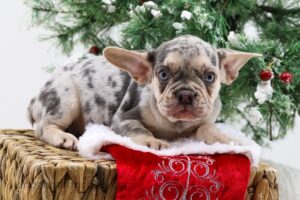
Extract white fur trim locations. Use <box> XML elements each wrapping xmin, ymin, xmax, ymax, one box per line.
<box><xmin>78</xmin><ymin>123</ymin><xmax>261</xmax><ymax>166</ymax></box>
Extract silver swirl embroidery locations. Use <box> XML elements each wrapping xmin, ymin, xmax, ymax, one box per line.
<box><xmin>140</xmin><ymin>156</ymin><xmax>222</xmax><ymax>200</ymax></box>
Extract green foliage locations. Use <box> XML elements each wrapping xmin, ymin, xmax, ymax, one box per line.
<box><xmin>221</xmin><ymin>36</ymin><xmax>300</xmax><ymax>143</ymax></box>
<box><xmin>25</xmin><ymin>0</ymin><xmax>300</xmax><ymax>144</ymax></box>
<box><xmin>26</xmin><ymin>0</ymin><xmax>134</xmax><ymax>54</ymax></box>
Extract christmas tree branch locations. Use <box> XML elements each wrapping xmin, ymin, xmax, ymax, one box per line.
<box><xmin>268</xmin><ymin>102</ymin><xmax>273</xmax><ymax>141</ymax></box>
<box><xmin>31</xmin><ymin>6</ymin><xmax>73</xmax><ymax>14</ymax></box>
<box><xmin>235</xmin><ymin>108</ymin><xmax>257</xmax><ymax>133</ymax></box>
<box><xmin>258</xmin><ymin>5</ymin><xmax>300</xmax><ymax>15</ymax></box>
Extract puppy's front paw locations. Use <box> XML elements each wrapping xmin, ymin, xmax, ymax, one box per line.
<box><xmin>51</xmin><ymin>133</ymin><xmax>78</xmax><ymax>150</ymax></box>
<box><xmin>196</xmin><ymin>133</ymin><xmax>231</xmax><ymax>145</ymax></box>
<box><xmin>132</xmin><ymin>135</ymin><xmax>170</xmax><ymax>150</ymax></box>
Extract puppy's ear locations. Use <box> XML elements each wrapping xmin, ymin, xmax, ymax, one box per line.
<box><xmin>218</xmin><ymin>49</ymin><xmax>261</xmax><ymax>85</ymax></box>
<box><xmin>103</xmin><ymin>47</ymin><xmax>153</xmax><ymax>84</ymax></box>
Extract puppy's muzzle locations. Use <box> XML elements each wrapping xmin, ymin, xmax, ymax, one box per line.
<box><xmin>175</xmin><ymin>89</ymin><xmax>196</xmax><ymax>105</ymax></box>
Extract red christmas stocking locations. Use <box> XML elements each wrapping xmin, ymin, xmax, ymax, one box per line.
<box><xmin>104</xmin><ymin>144</ymin><xmax>250</xmax><ymax>200</ymax></box>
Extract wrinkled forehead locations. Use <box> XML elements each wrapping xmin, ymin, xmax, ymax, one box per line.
<box><xmin>155</xmin><ymin>36</ymin><xmax>218</xmax><ymax>69</ymax></box>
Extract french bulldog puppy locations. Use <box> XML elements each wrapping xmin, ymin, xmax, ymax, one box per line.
<box><xmin>27</xmin><ymin>35</ymin><xmax>260</xmax><ymax>150</ymax></box>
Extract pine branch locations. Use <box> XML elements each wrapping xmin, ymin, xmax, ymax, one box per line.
<box><xmin>258</xmin><ymin>5</ymin><xmax>300</xmax><ymax>15</ymax></box>
<box><xmin>31</xmin><ymin>7</ymin><xmax>72</xmax><ymax>14</ymax></box>
<box><xmin>235</xmin><ymin>108</ymin><xmax>257</xmax><ymax>134</ymax></box>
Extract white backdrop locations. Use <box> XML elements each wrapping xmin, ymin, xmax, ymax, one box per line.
<box><xmin>0</xmin><ymin>1</ymin><xmax>299</xmax><ymax>169</ymax></box>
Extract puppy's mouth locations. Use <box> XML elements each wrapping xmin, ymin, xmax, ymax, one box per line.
<box><xmin>172</xmin><ymin>107</ymin><xmax>196</xmax><ymax>120</ymax></box>
<box><xmin>164</xmin><ymin>104</ymin><xmax>208</xmax><ymax>121</ymax></box>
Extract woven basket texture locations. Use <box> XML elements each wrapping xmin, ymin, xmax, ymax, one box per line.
<box><xmin>0</xmin><ymin>130</ymin><xmax>116</xmax><ymax>200</ymax></box>
<box><xmin>0</xmin><ymin>129</ymin><xmax>278</xmax><ymax>200</ymax></box>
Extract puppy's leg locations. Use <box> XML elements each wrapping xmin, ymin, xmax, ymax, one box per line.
<box><xmin>31</xmin><ymin>81</ymin><xmax>83</xmax><ymax>150</ymax></box>
<box><xmin>34</xmin><ymin>103</ymin><xmax>81</xmax><ymax>150</ymax></box>
<box><xmin>37</xmin><ymin>123</ymin><xmax>78</xmax><ymax>150</ymax></box>
<box><xmin>195</xmin><ymin>124</ymin><xmax>233</xmax><ymax>144</ymax></box>
<box><xmin>113</xmin><ymin>120</ymin><xmax>170</xmax><ymax>150</ymax></box>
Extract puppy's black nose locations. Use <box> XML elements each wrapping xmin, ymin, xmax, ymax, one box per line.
<box><xmin>176</xmin><ymin>90</ymin><xmax>195</xmax><ymax>105</ymax></box>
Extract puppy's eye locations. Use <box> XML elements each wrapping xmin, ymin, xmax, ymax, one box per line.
<box><xmin>158</xmin><ymin>69</ymin><xmax>169</xmax><ymax>81</ymax></box>
<box><xmin>204</xmin><ymin>72</ymin><xmax>215</xmax><ymax>83</ymax></box>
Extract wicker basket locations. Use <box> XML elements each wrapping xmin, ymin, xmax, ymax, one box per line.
<box><xmin>0</xmin><ymin>130</ymin><xmax>279</xmax><ymax>200</ymax></box>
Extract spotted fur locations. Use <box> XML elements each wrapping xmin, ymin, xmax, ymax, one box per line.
<box><xmin>28</xmin><ymin>35</ymin><xmax>260</xmax><ymax>150</ymax></box>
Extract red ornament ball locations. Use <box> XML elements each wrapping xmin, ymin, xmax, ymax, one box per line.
<box><xmin>280</xmin><ymin>72</ymin><xmax>293</xmax><ymax>84</ymax></box>
<box><xmin>89</xmin><ymin>46</ymin><xmax>100</xmax><ymax>55</ymax></box>
<box><xmin>259</xmin><ymin>70</ymin><xmax>273</xmax><ymax>81</ymax></box>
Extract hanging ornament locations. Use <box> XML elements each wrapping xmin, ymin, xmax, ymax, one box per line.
<box><xmin>89</xmin><ymin>46</ymin><xmax>100</xmax><ymax>55</ymax></box>
<box><xmin>280</xmin><ymin>71</ymin><xmax>293</xmax><ymax>84</ymax></box>
<box><xmin>259</xmin><ymin>60</ymin><xmax>275</xmax><ymax>81</ymax></box>
<box><xmin>259</xmin><ymin>69</ymin><xmax>273</xmax><ymax>81</ymax></box>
